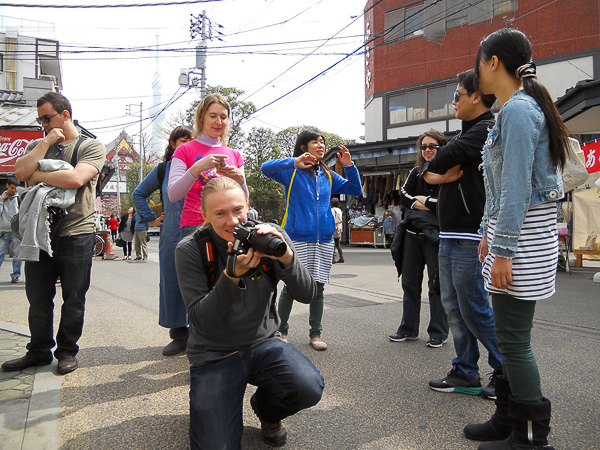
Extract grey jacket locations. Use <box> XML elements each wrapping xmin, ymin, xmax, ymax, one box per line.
<box><xmin>14</xmin><ymin>159</ymin><xmax>77</xmax><ymax>261</ymax></box>
<box><xmin>175</xmin><ymin>225</ymin><xmax>316</xmax><ymax>366</ymax></box>
<box><xmin>0</xmin><ymin>191</ymin><xmax>19</xmax><ymax>232</ymax></box>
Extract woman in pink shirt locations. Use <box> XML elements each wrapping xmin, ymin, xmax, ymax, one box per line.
<box><xmin>168</xmin><ymin>94</ymin><xmax>247</xmax><ymax>234</ymax></box>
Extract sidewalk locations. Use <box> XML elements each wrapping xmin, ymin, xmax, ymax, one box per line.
<box><xmin>0</xmin><ymin>322</ymin><xmax>61</xmax><ymax>450</ymax></box>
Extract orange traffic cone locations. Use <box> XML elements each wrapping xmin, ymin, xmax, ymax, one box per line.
<box><xmin>103</xmin><ymin>234</ymin><xmax>116</xmax><ymax>260</ymax></box>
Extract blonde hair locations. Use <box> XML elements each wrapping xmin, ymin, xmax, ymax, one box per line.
<box><xmin>194</xmin><ymin>94</ymin><xmax>231</xmax><ymax>142</ymax></box>
<box><xmin>200</xmin><ymin>177</ymin><xmax>247</xmax><ymax>225</ymax></box>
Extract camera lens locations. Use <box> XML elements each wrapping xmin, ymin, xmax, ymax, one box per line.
<box><xmin>250</xmin><ymin>233</ymin><xmax>287</xmax><ymax>257</ymax></box>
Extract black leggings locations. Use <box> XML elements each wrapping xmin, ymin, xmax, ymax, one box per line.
<box><xmin>123</xmin><ymin>241</ymin><xmax>132</xmax><ymax>257</ymax></box>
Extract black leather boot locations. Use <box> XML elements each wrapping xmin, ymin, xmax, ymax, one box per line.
<box><xmin>464</xmin><ymin>375</ymin><xmax>512</xmax><ymax>441</ymax></box>
<box><xmin>478</xmin><ymin>396</ymin><xmax>555</xmax><ymax>450</ymax></box>
<box><xmin>162</xmin><ymin>327</ymin><xmax>189</xmax><ymax>356</ymax></box>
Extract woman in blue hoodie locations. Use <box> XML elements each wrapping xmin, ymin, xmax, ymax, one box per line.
<box><xmin>261</xmin><ymin>130</ymin><xmax>362</xmax><ymax>350</ymax></box>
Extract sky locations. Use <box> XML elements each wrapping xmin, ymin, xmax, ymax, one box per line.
<box><xmin>2</xmin><ymin>0</ymin><xmax>368</xmax><ymax>152</ymax></box>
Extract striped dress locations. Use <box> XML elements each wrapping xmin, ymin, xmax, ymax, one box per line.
<box><xmin>291</xmin><ymin>240</ymin><xmax>335</xmax><ymax>284</ymax></box>
<box><xmin>482</xmin><ymin>203</ymin><xmax>558</xmax><ymax>301</ymax></box>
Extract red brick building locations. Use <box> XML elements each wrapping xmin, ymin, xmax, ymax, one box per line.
<box><xmin>362</xmin><ymin>0</ymin><xmax>599</xmax><ymax>142</ymax></box>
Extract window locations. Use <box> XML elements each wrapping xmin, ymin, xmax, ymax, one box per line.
<box><xmin>405</xmin><ymin>4</ymin><xmax>424</xmax><ymax>38</ymax></box>
<box><xmin>447</xmin><ymin>0</ymin><xmax>468</xmax><ymax>28</ymax></box>
<box><xmin>389</xmin><ymin>90</ymin><xmax>426</xmax><ymax>125</ymax></box>
<box><xmin>494</xmin><ymin>0</ymin><xmax>517</xmax><ymax>14</ymax></box>
<box><xmin>384</xmin><ymin>8</ymin><xmax>405</xmax><ymax>44</ymax></box>
<box><xmin>428</xmin><ymin>85</ymin><xmax>453</xmax><ymax>119</ymax></box>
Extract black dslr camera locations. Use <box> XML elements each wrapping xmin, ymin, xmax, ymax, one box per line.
<box><xmin>231</xmin><ymin>219</ymin><xmax>287</xmax><ymax>258</ymax></box>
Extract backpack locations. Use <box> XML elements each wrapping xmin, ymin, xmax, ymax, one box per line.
<box><xmin>156</xmin><ymin>161</ymin><xmax>168</xmax><ymax>205</ymax></box>
<box><xmin>192</xmin><ymin>227</ymin><xmax>275</xmax><ymax>290</ymax></box>
<box><xmin>69</xmin><ymin>135</ymin><xmax>114</xmax><ymax>197</ymax></box>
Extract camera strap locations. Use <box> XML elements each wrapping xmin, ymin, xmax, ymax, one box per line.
<box><xmin>225</xmin><ymin>254</ymin><xmax>260</xmax><ymax>279</ymax></box>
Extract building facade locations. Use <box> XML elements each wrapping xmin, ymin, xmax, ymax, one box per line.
<box><xmin>345</xmin><ymin>0</ymin><xmax>600</xmax><ymax>217</ymax></box>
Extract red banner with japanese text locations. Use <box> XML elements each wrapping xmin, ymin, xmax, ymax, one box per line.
<box><xmin>581</xmin><ymin>140</ymin><xmax>600</xmax><ymax>174</ymax></box>
<box><xmin>0</xmin><ymin>130</ymin><xmax>44</xmax><ymax>174</ymax></box>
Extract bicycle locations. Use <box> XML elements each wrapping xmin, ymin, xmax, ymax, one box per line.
<box><xmin>94</xmin><ymin>233</ymin><xmax>105</xmax><ymax>257</ymax></box>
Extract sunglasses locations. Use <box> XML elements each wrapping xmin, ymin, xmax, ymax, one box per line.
<box><xmin>420</xmin><ymin>144</ymin><xmax>441</xmax><ymax>151</ymax></box>
<box><xmin>453</xmin><ymin>91</ymin><xmax>471</xmax><ymax>103</ymax></box>
<box><xmin>36</xmin><ymin>112</ymin><xmax>61</xmax><ymax>124</ymax></box>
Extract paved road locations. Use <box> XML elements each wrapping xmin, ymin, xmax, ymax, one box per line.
<box><xmin>1</xmin><ymin>241</ymin><xmax>599</xmax><ymax>449</ymax></box>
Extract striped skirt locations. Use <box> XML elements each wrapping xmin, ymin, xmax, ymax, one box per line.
<box><xmin>483</xmin><ymin>203</ymin><xmax>558</xmax><ymax>301</ymax></box>
<box><xmin>291</xmin><ymin>240</ymin><xmax>335</xmax><ymax>284</ymax></box>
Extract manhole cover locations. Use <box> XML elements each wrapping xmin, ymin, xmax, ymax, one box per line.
<box><xmin>325</xmin><ymin>294</ymin><xmax>381</xmax><ymax>309</ymax></box>
<box><xmin>329</xmin><ymin>274</ymin><xmax>358</xmax><ymax>279</ymax></box>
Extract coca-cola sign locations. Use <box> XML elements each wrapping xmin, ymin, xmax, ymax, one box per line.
<box><xmin>0</xmin><ymin>130</ymin><xmax>44</xmax><ymax>174</ymax></box>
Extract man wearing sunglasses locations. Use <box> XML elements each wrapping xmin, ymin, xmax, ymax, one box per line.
<box><xmin>423</xmin><ymin>70</ymin><xmax>504</xmax><ymax>401</ymax></box>
<box><xmin>2</xmin><ymin>92</ymin><xmax>105</xmax><ymax>376</ymax></box>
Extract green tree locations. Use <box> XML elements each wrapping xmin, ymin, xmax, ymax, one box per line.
<box><xmin>185</xmin><ymin>86</ymin><xmax>257</xmax><ymax>150</ymax></box>
<box><xmin>275</xmin><ymin>125</ymin><xmax>345</xmax><ymax>158</ymax></box>
<box><xmin>244</xmin><ymin>127</ymin><xmax>286</xmax><ymax>221</ymax></box>
<box><xmin>123</xmin><ymin>162</ymin><xmax>160</xmax><ymax>210</ymax></box>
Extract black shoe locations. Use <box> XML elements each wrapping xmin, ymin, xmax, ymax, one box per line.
<box><xmin>388</xmin><ymin>333</ymin><xmax>419</xmax><ymax>342</ymax></box>
<box><xmin>57</xmin><ymin>355</ymin><xmax>78</xmax><ymax>375</ymax></box>
<box><xmin>11</xmin><ymin>277</ymin><xmax>19</xmax><ymax>283</ymax></box>
<box><xmin>429</xmin><ymin>366</ymin><xmax>483</xmax><ymax>395</ymax></box>
<box><xmin>2</xmin><ymin>353</ymin><xmax>53</xmax><ymax>372</ymax></box>
<box><xmin>426</xmin><ymin>337</ymin><xmax>448</xmax><ymax>348</ymax></box>
<box><xmin>482</xmin><ymin>371</ymin><xmax>498</xmax><ymax>400</ymax></box>
<box><xmin>250</xmin><ymin>393</ymin><xmax>287</xmax><ymax>446</ymax></box>
<box><xmin>162</xmin><ymin>339</ymin><xmax>187</xmax><ymax>356</ymax></box>
<box><xmin>134</xmin><ymin>256</ymin><xmax>142</xmax><ymax>260</ymax></box>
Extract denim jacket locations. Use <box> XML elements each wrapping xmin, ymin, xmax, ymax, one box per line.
<box><xmin>480</xmin><ymin>90</ymin><xmax>563</xmax><ymax>258</ymax></box>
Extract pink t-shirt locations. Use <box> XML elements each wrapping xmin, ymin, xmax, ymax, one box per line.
<box><xmin>171</xmin><ymin>140</ymin><xmax>244</xmax><ymax>227</ymax></box>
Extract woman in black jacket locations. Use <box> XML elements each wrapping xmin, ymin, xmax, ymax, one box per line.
<box><xmin>118</xmin><ymin>207</ymin><xmax>136</xmax><ymax>260</ymax></box>
<box><xmin>389</xmin><ymin>130</ymin><xmax>448</xmax><ymax>348</ymax></box>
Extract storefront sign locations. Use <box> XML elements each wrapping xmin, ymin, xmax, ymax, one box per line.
<box><xmin>582</xmin><ymin>140</ymin><xmax>600</xmax><ymax>174</ymax></box>
<box><xmin>0</xmin><ymin>130</ymin><xmax>44</xmax><ymax>174</ymax></box>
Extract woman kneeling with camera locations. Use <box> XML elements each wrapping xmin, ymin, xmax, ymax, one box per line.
<box><xmin>175</xmin><ymin>177</ymin><xmax>324</xmax><ymax>450</ymax></box>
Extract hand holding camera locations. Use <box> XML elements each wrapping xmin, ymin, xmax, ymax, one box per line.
<box><xmin>225</xmin><ymin>220</ymin><xmax>293</xmax><ymax>279</ymax></box>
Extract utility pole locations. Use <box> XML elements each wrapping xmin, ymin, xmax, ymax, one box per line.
<box><xmin>113</xmin><ymin>153</ymin><xmax>121</xmax><ymax>214</ymax></box>
<box><xmin>181</xmin><ymin>12</ymin><xmax>222</xmax><ymax>96</ymax></box>
<box><xmin>126</xmin><ymin>102</ymin><xmax>143</xmax><ymax>183</ymax></box>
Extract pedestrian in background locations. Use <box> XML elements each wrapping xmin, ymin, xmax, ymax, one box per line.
<box><xmin>389</xmin><ymin>130</ymin><xmax>448</xmax><ymax>348</ymax></box>
<box><xmin>167</xmin><ymin>94</ymin><xmax>246</xmax><ymax>235</ymax></box>
<box><xmin>463</xmin><ymin>28</ymin><xmax>569</xmax><ymax>450</ymax></box>
<box><xmin>108</xmin><ymin>213</ymin><xmax>119</xmax><ymax>242</ymax></box>
<box><xmin>0</xmin><ymin>178</ymin><xmax>22</xmax><ymax>283</ymax></box>
<box><xmin>133</xmin><ymin>125</ymin><xmax>193</xmax><ymax>356</ymax></box>
<box><xmin>133</xmin><ymin>210</ymin><xmax>149</xmax><ymax>260</ymax></box>
<box><xmin>261</xmin><ymin>131</ymin><xmax>362</xmax><ymax>350</ymax></box>
<box><xmin>330</xmin><ymin>197</ymin><xmax>344</xmax><ymax>263</ymax></box>
<box><xmin>118</xmin><ymin>207</ymin><xmax>135</xmax><ymax>260</ymax></box>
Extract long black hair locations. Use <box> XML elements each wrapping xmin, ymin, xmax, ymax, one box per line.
<box><xmin>475</xmin><ymin>28</ymin><xmax>568</xmax><ymax>170</ymax></box>
<box><xmin>293</xmin><ymin>130</ymin><xmax>330</xmax><ymax>174</ymax></box>
<box><xmin>164</xmin><ymin>126</ymin><xmax>193</xmax><ymax>162</ymax></box>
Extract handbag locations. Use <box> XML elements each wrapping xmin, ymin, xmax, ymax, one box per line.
<box><xmin>562</xmin><ymin>137</ymin><xmax>588</xmax><ymax>193</ymax></box>
<box><xmin>115</xmin><ymin>236</ymin><xmax>125</xmax><ymax>248</ymax></box>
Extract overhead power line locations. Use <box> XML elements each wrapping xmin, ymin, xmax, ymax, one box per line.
<box><xmin>0</xmin><ymin>0</ymin><xmax>222</xmax><ymax>8</ymax></box>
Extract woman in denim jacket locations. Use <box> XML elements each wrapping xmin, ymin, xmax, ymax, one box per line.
<box><xmin>463</xmin><ymin>29</ymin><xmax>569</xmax><ymax>450</ymax></box>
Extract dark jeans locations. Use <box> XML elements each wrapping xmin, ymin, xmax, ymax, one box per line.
<box><xmin>396</xmin><ymin>231</ymin><xmax>448</xmax><ymax>340</ymax></box>
<box><xmin>24</xmin><ymin>233</ymin><xmax>94</xmax><ymax>359</ymax></box>
<box><xmin>110</xmin><ymin>229</ymin><xmax>117</xmax><ymax>242</ymax></box>
<box><xmin>438</xmin><ymin>238</ymin><xmax>503</xmax><ymax>379</ymax></box>
<box><xmin>189</xmin><ymin>338</ymin><xmax>324</xmax><ymax>450</ymax></box>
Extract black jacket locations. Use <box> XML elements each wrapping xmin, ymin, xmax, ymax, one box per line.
<box><xmin>118</xmin><ymin>213</ymin><xmax>136</xmax><ymax>233</ymax></box>
<box><xmin>426</xmin><ymin>111</ymin><xmax>495</xmax><ymax>234</ymax></box>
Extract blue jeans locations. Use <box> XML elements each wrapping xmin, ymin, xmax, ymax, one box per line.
<box><xmin>189</xmin><ymin>338</ymin><xmax>324</xmax><ymax>450</ymax></box>
<box><xmin>438</xmin><ymin>238</ymin><xmax>502</xmax><ymax>379</ymax></box>
<box><xmin>0</xmin><ymin>231</ymin><xmax>22</xmax><ymax>280</ymax></box>
<box><xmin>396</xmin><ymin>232</ymin><xmax>448</xmax><ymax>340</ymax></box>
<box><xmin>24</xmin><ymin>234</ymin><xmax>94</xmax><ymax>359</ymax></box>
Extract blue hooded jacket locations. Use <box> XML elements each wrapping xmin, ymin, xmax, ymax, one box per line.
<box><xmin>261</xmin><ymin>158</ymin><xmax>362</xmax><ymax>243</ymax></box>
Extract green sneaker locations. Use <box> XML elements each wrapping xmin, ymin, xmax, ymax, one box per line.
<box><xmin>429</xmin><ymin>366</ymin><xmax>483</xmax><ymax>395</ymax></box>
